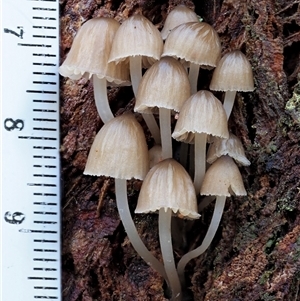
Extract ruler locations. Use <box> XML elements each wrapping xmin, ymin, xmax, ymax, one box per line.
<box><xmin>0</xmin><ymin>0</ymin><xmax>61</xmax><ymax>300</ymax></box>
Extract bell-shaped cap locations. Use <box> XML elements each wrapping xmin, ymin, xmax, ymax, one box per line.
<box><xmin>149</xmin><ymin>145</ymin><xmax>163</xmax><ymax>168</ymax></box>
<box><xmin>210</xmin><ymin>50</ymin><xmax>254</xmax><ymax>92</ymax></box>
<box><xmin>108</xmin><ymin>14</ymin><xmax>163</xmax><ymax>68</ymax></box>
<box><xmin>134</xmin><ymin>57</ymin><xmax>190</xmax><ymax>113</ymax></box>
<box><xmin>59</xmin><ymin>17</ymin><xmax>130</xmax><ymax>85</ymax></box>
<box><xmin>172</xmin><ymin>90</ymin><xmax>229</xmax><ymax>143</ymax></box>
<box><xmin>207</xmin><ymin>133</ymin><xmax>251</xmax><ymax>166</ymax></box>
<box><xmin>200</xmin><ymin>156</ymin><xmax>247</xmax><ymax>197</ymax></box>
<box><xmin>135</xmin><ymin>159</ymin><xmax>200</xmax><ymax>219</ymax></box>
<box><xmin>162</xmin><ymin>22</ymin><xmax>221</xmax><ymax>68</ymax></box>
<box><xmin>161</xmin><ymin>5</ymin><xmax>199</xmax><ymax>40</ymax></box>
<box><xmin>84</xmin><ymin>114</ymin><xmax>149</xmax><ymax>180</ymax></box>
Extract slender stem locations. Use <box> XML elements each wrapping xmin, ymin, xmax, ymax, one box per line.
<box><xmin>189</xmin><ymin>144</ymin><xmax>195</xmax><ymax>179</ymax></box>
<box><xmin>159</xmin><ymin>108</ymin><xmax>172</xmax><ymax>159</ymax></box>
<box><xmin>198</xmin><ymin>196</ymin><xmax>216</xmax><ymax>212</ymax></box>
<box><xmin>177</xmin><ymin>196</ymin><xmax>226</xmax><ymax>286</ymax></box>
<box><xmin>159</xmin><ymin>208</ymin><xmax>182</xmax><ymax>301</ymax></box>
<box><xmin>179</xmin><ymin>143</ymin><xmax>189</xmax><ymax>170</ymax></box>
<box><xmin>194</xmin><ymin>132</ymin><xmax>207</xmax><ymax>194</ymax></box>
<box><xmin>223</xmin><ymin>91</ymin><xmax>237</xmax><ymax>120</ymax></box>
<box><xmin>130</xmin><ymin>56</ymin><xmax>161</xmax><ymax>144</ymax></box>
<box><xmin>130</xmin><ymin>56</ymin><xmax>142</xmax><ymax>98</ymax></box>
<box><xmin>188</xmin><ymin>63</ymin><xmax>200</xmax><ymax>94</ymax></box>
<box><xmin>92</xmin><ymin>75</ymin><xmax>114</xmax><ymax>123</ymax></box>
<box><xmin>142</xmin><ymin>113</ymin><xmax>161</xmax><ymax>144</ymax></box>
<box><xmin>115</xmin><ymin>178</ymin><xmax>168</xmax><ymax>283</ymax></box>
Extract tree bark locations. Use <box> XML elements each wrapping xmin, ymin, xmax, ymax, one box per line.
<box><xmin>60</xmin><ymin>0</ymin><xmax>300</xmax><ymax>300</ymax></box>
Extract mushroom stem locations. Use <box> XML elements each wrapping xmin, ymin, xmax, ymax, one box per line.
<box><xmin>159</xmin><ymin>208</ymin><xmax>182</xmax><ymax>301</ymax></box>
<box><xmin>194</xmin><ymin>132</ymin><xmax>207</xmax><ymax>194</ymax></box>
<box><xmin>159</xmin><ymin>107</ymin><xmax>172</xmax><ymax>159</ymax></box>
<box><xmin>223</xmin><ymin>91</ymin><xmax>237</xmax><ymax>120</ymax></box>
<box><xmin>130</xmin><ymin>56</ymin><xmax>161</xmax><ymax>144</ymax></box>
<box><xmin>179</xmin><ymin>143</ymin><xmax>189</xmax><ymax>169</ymax></box>
<box><xmin>115</xmin><ymin>178</ymin><xmax>168</xmax><ymax>283</ymax></box>
<box><xmin>177</xmin><ymin>195</ymin><xmax>226</xmax><ymax>286</ymax></box>
<box><xmin>92</xmin><ymin>75</ymin><xmax>114</xmax><ymax>123</ymax></box>
<box><xmin>130</xmin><ymin>55</ymin><xmax>142</xmax><ymax>98</ymax></box>
<box><xmin>188</xmin><ymin>62</ymin><xmax>200</xmax><ymax>94</ymax></box>
<box><xmin>142</xmin><ymin>114</ymin><xmax>161</xmax><ymax>144</ymax></box>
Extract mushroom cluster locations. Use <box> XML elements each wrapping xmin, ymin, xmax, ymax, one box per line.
<box><xmin>59</xmin><ymin>5</ymin><xmax>254</xmax><ymax>301</ymax></box>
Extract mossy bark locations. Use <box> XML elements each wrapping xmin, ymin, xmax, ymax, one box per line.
<box><xmin>60</xmin><ymin>0</ymin><xmax>300</xmax><ymax>300</ymax></box>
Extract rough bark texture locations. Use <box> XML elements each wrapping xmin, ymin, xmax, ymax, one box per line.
<box><xmin>60</xmin><ymin>0</ymin><xmax>300</xmax><ymax>300</ymax></box>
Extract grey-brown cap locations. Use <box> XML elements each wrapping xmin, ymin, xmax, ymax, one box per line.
<box><xmin>162</xmin><ymin>22</ymin><xmax>221</xmax><ymax>68</ymax></box>
<box><xmin>149</xmin><ymin>145</ymin><xmax>163</xmax><ymax>168</ymax></box>
<box><xmin>200</xmin><ymin>155</ymin><xmax>247</xmax><ymax>197</ymax></box>
<box><xmin>59</xmin><ymin>17</ymin><xmax>130</xmax><ymax>85</ymax></box>
<box><xmin>135</xmin><ymin>159</ymin><xmax>200</xmax><ymax>219</ymax></box>
<box><xmin>172</xmin><ymin>90</ymin><xmax>229</xmax><ymax>143</ymax></box>
<box><xmin>210</xmin><ymin>50</ymin><xmax>254</xmax><ymax>92</ymax></box>
<box><xmin>108</xmin><ymin>14</ymin><xmax>163</xmax><ymax>68</ymax></box>
<box><xmin>134</xmin><ymin>57</ymin><xmax>190</xmax><ymax>113</ymax></box>
<box><xmin>84</xmin><ymin>113</ymin><xmax>149</xmax><ymax>180</ymax></box>
<box><xmin>207</xmin><ymin>133</ymin><xmax>251</xmax><ymax>166</ymax></box>
<box><xmin>161</xmin><ymin>5</ymin><xmax>199</xmax><ymax>40</ymax></box>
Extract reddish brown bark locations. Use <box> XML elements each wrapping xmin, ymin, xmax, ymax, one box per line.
<box><xmin>60</xmin><ymin>1</ymin><xmax>300</xmax><ymax>300</ymax></box>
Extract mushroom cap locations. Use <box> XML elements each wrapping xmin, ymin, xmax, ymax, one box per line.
<box><xmin>172</xmin><ymin>90</ymin><xmax>229</xmax><ymax>143</ymax></box>
<box><xmin>59</xmin><ymin>18</ymin><xmax>130</xmax><ymax>85</ymax></box>
<box><xmin>210</xmin><ymin>50</ymin><xmax>254</xmax><ymax>92</ymax></box>
<box><xmin>134</xmin><ymin>57</ymin><xmax>190</xmax><ymax>113</ymax></box>
<box><xmin>135</xmin><ymin>159</ymin><xmax>200</xmax><ymax>219</ymax></box>
<box><xmin>207</xmin><ymin>133</ymin><xmax>251</xmax><ymax>166</ymax></box>
<box><xmin>108</xmin><ymin>14</ymin><xmax>163</xmax><ymax>68</ymax></box>
<box><xmin>161</xmin><ymin>5</ymin><xmax>199</xmax><ymax>40</ymax></box>
<box><xmin>84</xmin><ymin>113</ymin><xmax>149</xmax><ymax>180</ymax></box>
<box><xmin>200</xmin><ymin>156</ymin><xmax>247</xmax><ymax>197</ymax></box>
<box><xmin>149</xmin><ymin>145</ymin><xmax>163</xmax><ymax>168</ymax></box>
<box><xmin>162</xmin><ymin>22</ymin><xmax>221</xmax><ymax>68</ymax></box>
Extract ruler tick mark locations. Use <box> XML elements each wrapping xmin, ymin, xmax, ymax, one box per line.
<box><xmin>34</xmin><ymin>221</ymin><xmax>57</xmax><ymax>224</ymax></box>
<box><xmin>28</xmin><ymin>277</ymin><xmax>57</xmax><ymax>280</ymax></box>
<box><xmin>19</xmin><ymin>136</ymin><xmax>57</xmax><ymax>141</ymax></box>
<box><xmin>34</xmin><ymin>248</ymin><xmax>57</xmax><ymax>252</ymax></box>
<box><xmin>18</xmin><ymin>43</ymin><xmax>51</xmax><ymax>47</ymax></box>
<box><xmin>34</xmin><ymin>297</ymin><xmax>58</xmax><ymax>299</ymax></box>
<box><xmin>33</xmin><ymin>72</ymin><xmax>56</xmax><ymax>76</ymax></box>
<box><xmin>33</xmin><ymin>16</ymin><xmax>56</xmax><ymax>21</ymax></box>
<box><xmin>33</xmin><ymin>62</ymin><xmax>56</xmax><ymax>66</ymax></box>
<box><xmin>34</xmin><ymin>202</ymin><xmax>58</xmax><ymax>205</ymax></box>
<box><xmin>34</xmin><ymin>211</ymin><xmax>57</xmax><ymax>215</ymax></box>
<box><xmin>34</xmin><ymin>239</ymin><xmax>57</xmax><ymax>243</ymax></box>
<box><xmin>32</xmin><ymin>7</ymin><xmax>57</xmax><ymax>11</ymax></box>
<box><xmin>33</xmin><ymin>81</ymin><xmax>57</xmax><ymax>85</ymax></box>
<box><xmin>27</xmin><ymin>89</ymin><xmax>57</xmax><ymax>94</ymax></box>
<box><xmin>34</xmin><ymin>258</ymin><xmax>57</xmax><ymax>262</ymax></box>
<box><xmin>33</xmin><ymin>26</ymin><xmax>57</xmax><ymax>30</ymax></box>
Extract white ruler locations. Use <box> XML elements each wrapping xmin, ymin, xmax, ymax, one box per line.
<box><xmin>0</xmin><ymin>0</ymin><xmax>61</xmax><ymax>300</ymax></box>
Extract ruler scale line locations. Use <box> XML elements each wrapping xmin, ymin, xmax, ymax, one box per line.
<box><xmin>1</xmin><ymin>0</ymin><xmax>61</xmax><ymax>299</ymax></box>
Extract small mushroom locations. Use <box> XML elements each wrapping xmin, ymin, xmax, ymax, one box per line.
<box><xmin>172</xmin><ymin>90</ymin><xmax>229</xmax><ymax>193</ymax></box>
<box><xmin>135</xmin><ymin>158</ymin><xmax>199</xmax><ymax>301</ymax></box>
<box><xmin>149</xmin><ymin>145</ymin><xmax>163</xmax><ymax>168</ymax></box>
<box><xmin>161</xmin><ymin>5</ymin><xmax>199</xmax><ymax>40</ymax></box>
<box><xmin>135</xmin><ymin>57</ymin><xmax>190</xmax><ymax>159</ymax></box>
<box><xmin>177</xmin><ymin>155</ymin><xmax>246</xmax><ymax>284</ymax></box>
<box><xmin>162</xmin><ymin>22</ymin><xmax>221</xmax><ymax>93</ymax></box>
<box><xmin>207</xmin><ymin>133</ymin><xmax>251</xmax><ymax>166</ymax></box>
<box><xmin>209</xmin><ymin>50</ymin><xmax>254</xmax><ymax>119</ymax></box>
<box><xmin>84</xmin><ymin>114</ymin><xmax>167</xmax><ymax>283</ymax></box>
<box><xmin>108</xmin><ymin>14</ymin><xmax>163</xmax><ymax>143</ymax></box>
<box><xmin>59</xmin><ymin>17</ymin><xmax>130</xmax><ymax>123</ymax></box>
